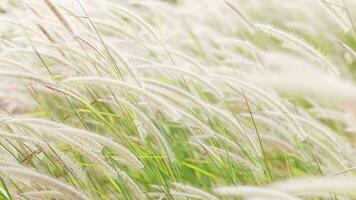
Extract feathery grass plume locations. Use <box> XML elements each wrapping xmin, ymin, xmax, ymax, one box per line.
<box><xmin>142</xmin><ymin>86</ymin><xmax>235</xmax><ymax>142</ymax></box>
<box><xmin>137</xmin><ymin>64</ymin><xmax>224</xmax><ymax>100</ymax></box>
<box><xmin>149</xmin><ymin>190</ymin><xmax>203</xmax><ymax>199</ymax></box>
<box><xmin>41</xmin><ymin>0</ymin><xmax>74</xmax><ymax>35</ymax></box>
<box><xmin>299</xmin><ymin>193</ymin><xmax>351</xmax><ymax>200</ymax></box>
<box><xmin>150</xmin><ymin>184</ymin><xmax>208</xmax><ymax>199</ymax></box>
<box><xmin>2</xmin><ymin>121</ymin><xmax>119</xmax><ymax>178</ymax></box>
<box><xmin>54</xmin><ymin>151</ymin><xmax>88</xmax><ymax>183</ymax></box>
<box><xmin>318</xmin><ymin>0</ymin><xmax>351</xmax><ymax>33</ymax></box>
<box><xmin>264</xmin><ymin>110</ymin><xmax>348</xmax><ymax>150</ymax></box>
<box><xmin>0</xmin><ymin>71</ymin><xmax>86</xmax><ymax>105</ymax></box>
<box><xmin>142</xmin><ymin>78</ymin><xmax>212</xmax><ymax>113</ymax></box>
<box><xmin>0</xmin><ymin>166</ymin><xmax>88</xmax><ymax>200</ymax></box>
<box><xmin>330</xmin><ymin>36</ymin><xmax>356</xmax><ymax>59</ymax></box>
<box><xmin>177</xmin><ymin>109</ymin><xmax>220</xmax><ymax>136</ymax></box>
<box><xmin>15</xmin><ymin>124</ymin><xmax>146</xmax><ymax>198</ymax></box>
<box><xmin>74</xmin><ymin>35</ymin><xmax>142</xmax><ymax>85</ymax></box>
<box><xmin>110</xmin><ymin>47</ymin><xmax>142</xmax><ymax>86</ymax></box>
<box><xmin>307</xmin><ymin>136</ymin><xmax>349</xmax><ymax>170</ymax></box>
<box><xmin>217</xmin><ymin>74</ymin><xmax>307</xmax><ymax>142</ymax></box>
<box><xmin>240</xmin><ymin>113</ymin><xmax>294</xmax><ymax>143</ymax></box>
<box><xmin>133</xmin><ymin>119</ymin><xmax>148</xmax><ymax>142</ymax></box>
<box><xmin>253</xmin><ymin>66</ymin><xmax>356</xmax><ymax>102</ymax></box>
<box><xmin>269</xmin><ymin>176</ymin><xmax>356</xmax><ymax>197</ymax></box>
<box><xmin>205</xmin><ymin>104</ymin><xmax>259</xmax><ymax>154</ymax></box>
<box><xmin>0</xmin><ymin>57</ymin><xmax>35</xmax><ymax>73</ymax></box>
<box><xmin>23</xmin><ymin>191</ymin><xmax>65</xmax><ymax>199</ymax></box>
<box><xmin>0</xmin><ymin>71</ymin><xmax>55</xmax><ymax>85</ymax></box>
<box><xmin>53</xmin><ymin>127</ymin><xmax>143</xmax><ymax>169</ymax></box>
<box><xmin>100</xmin><ymin>98</ymin><xmax>176</xmax><ymax>163</ymax></box>
<box><xmin>147</xmin><ymin>192</ymin><xmax>165</xmax><ymax>199</ymax></box>
<box><xmin>117</xmin><ymin>170</ymin><xmax>147</xmax><ymax>200</ymax></box>
<box><xmin>214</xmin><ymin>185</ymin><xmax>302</xmax><ymax>200</ymax></box>
<box><xmin>63</xmin><ymin>76</ymin><xmax>181</xmax><ymax>120</ymax></box>
<box><xmin>166</xmin><ymin>50</ymin><xmax>211</xmax><ymax>75</ymax></box>
<box><xmin>191</xmin><ymin>134</ymin><xmax>243</xmax><ymax>155</ymax></box>
<box><xmin>190</xmin><ymin>137</ymin><xmax>261</xmax><ymax>174</ymax></box>
<box><xmin>291</xmin><ymin>113</ymin><xmax>350</xmax><ymax>152</ymax></box>
<box><xmin>217</xmin><ymin>37</ymin><xmax>266</xmax><ymax>68</ymax></box>
<box><xmin>1</xmin><ymin>117</ymin><xmax>144</xmax><ymax>169</ymax></box>
<box><xmin>308</xmin><ymin>107</ymin><xmax>347</xmax><ymax>122</ymax></box>
<box><xmin>224</xmin><ymin>0</ymin><xmax>256</xmax><ymax>34</ymax></box>
<box><xmin>1</xmin><ymin>44</ymin><xmax>85</xmax><ymax>74</ymax></box>
<box><xmin>259</xmin><ymin>134</ymin><xmax>296</xmax><ymax>154</ymax></box>
<box><xmin>104</xmin><ymin>1</ymin><xmax>175</xmax><ymax>63</ymax></box>
<box><xmin>255</xmin><ymin>23</ymin><xmax>340</xmax><ymax>77</ymax></box>
<box><xmin>263</xmin><ymin>110</ymin><xmax>352</xmax><ymax>156</ymax></box>
<box><xmin>0</xmin><ymin>131</ymin><xmax>48</xmax><ymax>146</ymax></box>
<box><xmin>172</xmin><ymin>182</ymin><xmax>219</xmax><ymax>200</ymax></box>
<box><xmin>261</xmin><ymin>115</ymin><xmax>349</xmax><ymax>170</ymax></box>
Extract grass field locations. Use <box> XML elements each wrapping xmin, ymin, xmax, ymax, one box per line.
<box><xmin>0</xmin><ymin>0</ymin><xmax>356</xmax><ymax>199</ymax></box>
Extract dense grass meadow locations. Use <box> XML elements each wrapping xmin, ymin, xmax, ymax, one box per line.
<box><xmin>0</xmin><ymin>0</ymin><xmax>356</xmax><ymax>199</ymax></box>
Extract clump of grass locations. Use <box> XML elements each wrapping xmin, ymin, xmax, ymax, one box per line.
<box><xmin>0</xmin><ymin>0</ymin><xmax>355</xmax><ymax>199</ymax></box>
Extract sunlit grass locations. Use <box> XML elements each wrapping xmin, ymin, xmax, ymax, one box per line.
<box><xmin>0</xmin><ymin>0</ymin><xmax>355</xmax><ymax>199</ymax></box>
